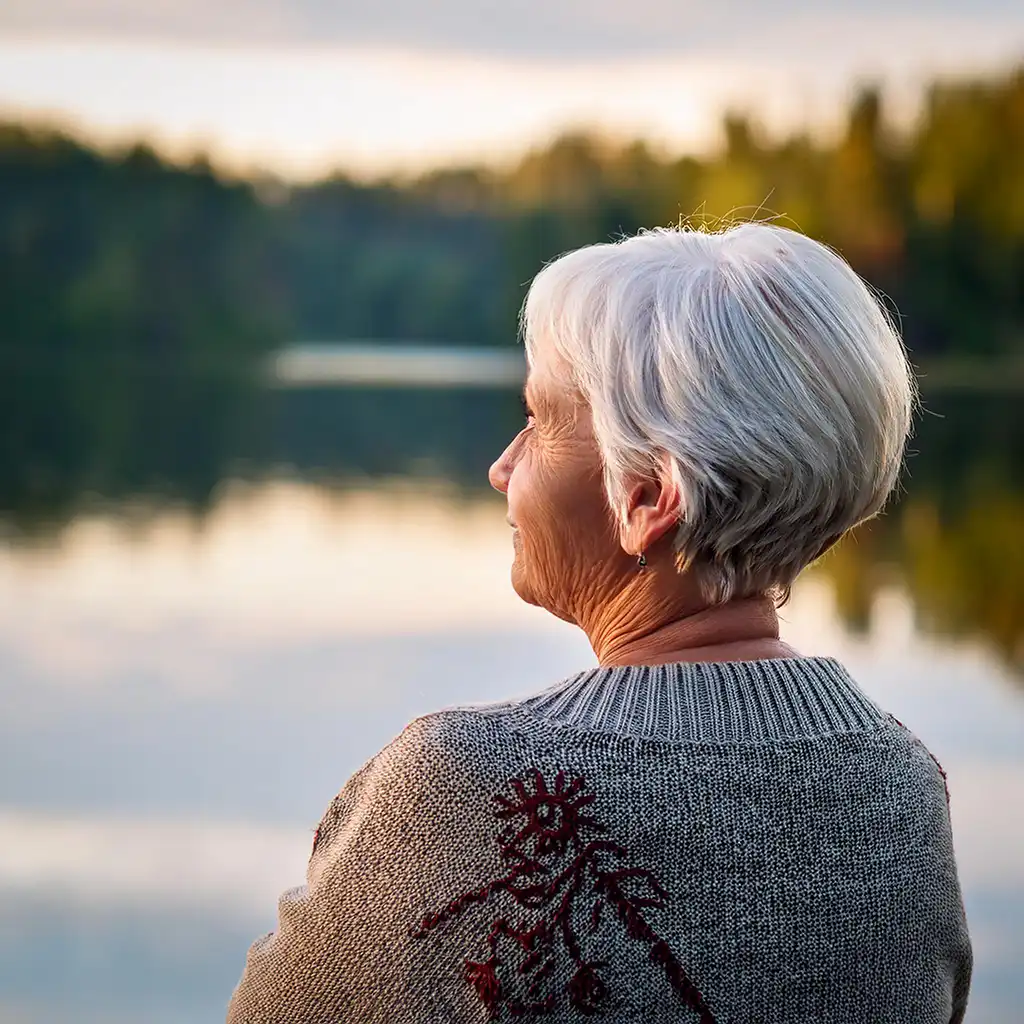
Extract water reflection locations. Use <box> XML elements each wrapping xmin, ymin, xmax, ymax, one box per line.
<box><xmin>816</xmin><ymin>492</ymin><xmax>1024</xmax><ymax>675</ymax></box>
<box><xmin>0</xmin><ymin>378</ymin><xmax>1021</xmax><ymax>1020</ymax></box>
<box><xmin>0</xmin><ymin>481</ymin><xmax>1022</xmax><ymax>1023</ymax></box>
<box><xmin>2</xmin><ymin>381</ymin><xmax>1020</xmax><ymax>679</ymax></box>
<box><xmin>804</xmin><ymin>389</ymin><xmax>1024</xmax><ymax>678</ymax></box>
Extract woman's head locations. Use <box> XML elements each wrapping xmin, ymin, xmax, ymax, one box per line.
<box><xmin>489</xmin><ymin>222</ymin><xmax>915</xmax><ymax>625</ymax></box>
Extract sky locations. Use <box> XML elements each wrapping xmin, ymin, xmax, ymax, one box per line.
<box><xmin>1</xmin><ymin>1</ymin><xmax>1023</xmax><ymax>177</ymax></box>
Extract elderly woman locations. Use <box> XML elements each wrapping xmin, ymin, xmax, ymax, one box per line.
<box><xmin>228</xmin><ymin>223</ymin><xmax>972</xmax><ymax>1023</ymax></box>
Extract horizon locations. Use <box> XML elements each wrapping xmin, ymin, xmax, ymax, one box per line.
<box><xmin>5</xmin><ymin>56</ymin><xmax>1023</xmax><ymax>189</ymax></box>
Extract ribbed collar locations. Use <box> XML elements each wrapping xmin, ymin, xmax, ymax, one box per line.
<box><xmin>509</xmin><ymin>656</ymin><xmax>887</xmax><ymax>743</ymax></box>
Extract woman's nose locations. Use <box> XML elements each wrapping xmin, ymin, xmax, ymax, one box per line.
<box><xmin>488</xmin><ymin>446</ymin><xmax>512</xmax><ymax>493</ymax></box>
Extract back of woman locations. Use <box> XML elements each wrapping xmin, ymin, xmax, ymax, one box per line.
<box><xmin>227</xmin><ymin>222</ymin><xmax>973</xmax><ymax>1023</ymax></box>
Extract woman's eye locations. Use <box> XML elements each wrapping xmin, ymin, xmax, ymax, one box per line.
<box><xmin>520</xmin><ymin>396</ymin><xmax>535</xmax><ymax>425</ymax></box>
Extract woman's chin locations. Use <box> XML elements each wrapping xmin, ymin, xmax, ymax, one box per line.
<box><xmin>509</xmin><ymin>556</ymin><xmax>537</xmax><ymax>607</ymax></box>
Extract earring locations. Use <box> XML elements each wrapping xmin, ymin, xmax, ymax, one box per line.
<box><xmin>637</xmin><ymin>552</ymin><xmax>647</xmax><ymax>570</ymax></box>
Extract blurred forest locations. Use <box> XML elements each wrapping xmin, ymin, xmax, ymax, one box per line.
<box><xmin>3</xmin><ymin>66</ymin><xmax>1023</xmax><ymax>365</ymax></box>
<box><xmin>0</xmin><ymin>64</ymin><xmax>1022</xmax><ymax>669</ymax></box>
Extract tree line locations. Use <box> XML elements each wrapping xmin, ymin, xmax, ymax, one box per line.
<box><xmin>0</xmin><ymin>63</ymin><xmax>1021</xmax><ymax>524</ymax></box>
<box><xmin>3</xmin><ymin>64</ymin><xmax>1023</xmax><ymax>364</ymax></box>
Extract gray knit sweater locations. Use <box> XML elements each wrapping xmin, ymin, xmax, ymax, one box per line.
<box><xmin>227</xmin><ymin>656</ymin><xmax>973</xmax><ymax>1023</ymax></box>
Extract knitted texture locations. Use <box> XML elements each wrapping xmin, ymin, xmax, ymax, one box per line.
<box><xmin>227</xmin><ymin>656</ymin><xmax>973</xmax><ymax>1023</ymax></box>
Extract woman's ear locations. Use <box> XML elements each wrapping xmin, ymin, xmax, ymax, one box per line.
<box><xmin>617</xmin><ymin>459</ymin><xmax>681</xmax><ymax>557</ymax></box>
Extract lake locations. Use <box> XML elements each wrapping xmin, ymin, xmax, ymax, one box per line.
<box><xmin>0</xmin><ymin>379</ymin><xmax>1021</xmax><ymax>1023</ymax></box>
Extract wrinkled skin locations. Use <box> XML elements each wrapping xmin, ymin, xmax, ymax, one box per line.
<box><xmin>488</xmin><ymin>341</ymin><xmax>798</xmax><ymax>667</ymax></box>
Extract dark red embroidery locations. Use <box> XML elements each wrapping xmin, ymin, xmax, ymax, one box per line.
<box><xmin>411</xmin><ymin>768</ymin><xmax>716</xmax><ymax>1021</ymax></box>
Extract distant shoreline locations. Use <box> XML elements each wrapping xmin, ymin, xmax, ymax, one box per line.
<box><xmin>269</xmin><ymin>343</ymin><xmax>1024</xmax><ymax>392</ymax></box>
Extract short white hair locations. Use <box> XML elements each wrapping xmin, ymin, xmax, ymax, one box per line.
<box><xmin>521</xmin><ymin>222</ymin><xmax>916</xmax><ymax>605</ymax></box>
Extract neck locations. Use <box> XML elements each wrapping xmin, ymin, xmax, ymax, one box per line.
<box><xmin>584</xmin><ymin>575</ymin><xmax>795</xmax><ymax>667</ymax></box>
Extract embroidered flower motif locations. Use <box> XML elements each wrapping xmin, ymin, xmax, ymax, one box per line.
<box><xmin>411</xmin><ymin>768</ymin><xmax>716</xmax><ymax>1022</ymax></box>
<box><xmin>494</xmin><ymin>769</ymin><xmax>599</xmax><ymax>861</ymax></box>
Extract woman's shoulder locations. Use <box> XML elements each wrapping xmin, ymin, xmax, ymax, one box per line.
<box><xmin>382</xmin><ymin>677</ymin><xmax>577</xmax><ymax>761</ymax></box>
<box><xmin>327</xmin><ymin>699</ymin><xmax>537</xmax><ymax>806</ymax></box>
<box><xmin>379</xmin><ymin>698</ymin><xmax>538</xmax><ymax>776</ymax></box>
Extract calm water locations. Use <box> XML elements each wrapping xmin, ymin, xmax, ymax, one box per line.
<box><xmin>1</xmin><ymin>383</ymin><xmax>1022</xmax><ymax>1023</ymax></box>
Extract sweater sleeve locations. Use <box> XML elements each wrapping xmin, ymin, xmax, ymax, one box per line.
<box><xmin>225</xmin><ymin>713</ymin><xmax>496</xmax><ymax>1024</ymax></box>
<box><xmin>896</xmin><ymin>723</ymin><xmax>975</xmax><ymax>1024</ymax></box>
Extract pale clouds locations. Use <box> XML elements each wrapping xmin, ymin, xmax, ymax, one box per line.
<box><xmin>3</xmin><ymin>0</ymin><xmax>1024</xmax><ymax>62</ymax></box>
